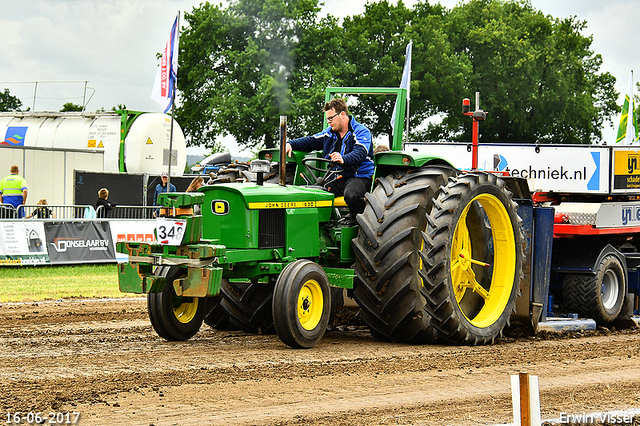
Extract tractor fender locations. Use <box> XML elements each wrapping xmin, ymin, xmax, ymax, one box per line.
<box><xmin>373</xmin><ymin>151</ymin><xmax>454</xmax><ymax>181</ymax></box>
<box><xmin>554</xmin><ymin>243</ymin><xmax>627</xmax><ymax>277</ymax></box>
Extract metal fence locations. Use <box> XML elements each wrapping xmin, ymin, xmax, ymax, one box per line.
<box><xmin>94</xmin><ymin>205</ymin><xmax>157</xmax><ymax>219</ymax></box>
<box><xmin>0</xmin><ymin>203</ymin><xmax>157</xmax><ymax>220</ymax></box>
<box><xmin>0</xmin><ymin>203</ymin><xmax>18</xmax><ymax>219</ymax></box>
<box><xmin>18</xmin><ymin>204</ymin><xmax>95</xmax><ymax>219</ymax></box>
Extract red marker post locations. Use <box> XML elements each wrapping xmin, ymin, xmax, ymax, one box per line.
<box><xmin>462</xmin><ymin>93</ymin><xmax>487</xmax><ymax>170</ymax></box>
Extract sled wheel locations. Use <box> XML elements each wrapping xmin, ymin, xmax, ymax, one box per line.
<box><xmin>219</xmin><ymin>279</ymin><xmax>275</xmax><ymax>334</ymax></box>
<box><xmin>273</xmin><ymin>260</ymin><xmax>331</xmax><ymax>349</ymax></box>
<box><xmin>352</xmin><ymin>166</ymin><xmax>455</xmax><ymax>343</ymax></box>
<box><xmin>563</xmin><ymin>254</ymin><xmax>626</xmax><ymax>325</ymax></box>
<box><xmin>148</xmin><ymin>266</ymin><xmax>208</xmax><ymax>341</ymax></box>
<box><xmin>421</xmin><ymin>172</ymin><xmax>524</xmax><ymax>345</ymax></box>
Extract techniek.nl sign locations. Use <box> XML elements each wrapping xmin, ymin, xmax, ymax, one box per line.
<box><xmin>480</xmin><ymin>146</ymin><xmax>606</xmax><ymax>194</ymax></box>
<box><xmin>405</xmin><ymin>144</ymin><xmax>609</xmax><ymax>194</ymax></box>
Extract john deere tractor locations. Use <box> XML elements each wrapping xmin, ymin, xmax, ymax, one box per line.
<box><xmin>117</xmin><ymin>87</ymin><xmax>525</xmax><ymax>348</ymax></box>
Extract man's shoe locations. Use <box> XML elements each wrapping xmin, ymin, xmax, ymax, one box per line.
<box><xmin>337</xmin><ymin>214</ymin><xmax>357</xmax><ymax>226</ymax></box>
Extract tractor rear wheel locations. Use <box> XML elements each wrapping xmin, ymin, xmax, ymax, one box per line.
<box><xmin>203</xmin><ymin>292</ymin><xmax>234</xmax><ymax>330</ymax></box>
<box><xmin>421</xmin><ymin>172</ymin><xmax>523</xmax><ymax>345</ymax></box>
<box><xmin>148</xmin><ymin>266</ymin><xmax>209</xmax><ymax>341</ymax></box>
<box><xmin>352</xmin><ymin>166</ymin><xmax>455</xmax><ymax>343</ymax></box>
<box><xmin>272</xmin><ymin>260</ymin><xmax>332</xmax><ymax>349</ymax></box>
<box><xmin>219</xmin><ymin>279</ymin><xmax>275</xmax><ymax>334</ymax></box>
<box><xmin>563</xmin><ymin>254</ymin><xmax>626</xmax><ymax>325</ymax></box>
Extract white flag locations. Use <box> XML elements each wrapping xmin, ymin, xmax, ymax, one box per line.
<box><xmin>151</xmin><ymin>15</ymin><xmax>179</xmax><ymax>113</ymax></box>
<box><xmin>391</xmin><ymin>41</ymin><xmax>412</xmax><ymax>133</ymax></box>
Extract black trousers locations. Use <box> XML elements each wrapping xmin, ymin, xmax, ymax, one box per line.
<box><xmin>326</xmin><ymin>176</ymin><xmax>372</xmax><ymax>215</ymax></box>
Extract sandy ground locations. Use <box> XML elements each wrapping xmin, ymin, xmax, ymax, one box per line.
<box><xmin>1</xmin><ymin>298</ymin><xmax>640</xmax><ymax>426</ymax></box>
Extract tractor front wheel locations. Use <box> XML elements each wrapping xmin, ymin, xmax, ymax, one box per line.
<box><xmin>273</xmin><ymin>260</ymin><xmax>332</xmax><ymax>349</ymax></box>
<box><xmin>148</xmin><ymin>266</ymin><xmax>209</xmax><ymax>341</ymax></box>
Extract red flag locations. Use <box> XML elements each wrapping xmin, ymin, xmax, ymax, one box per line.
<box><xmin>151</xmin><ymin>15</ymin><xmax>179</xmax><ymax>113</ymax></box>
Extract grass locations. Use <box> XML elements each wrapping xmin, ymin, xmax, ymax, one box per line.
<box><xmin>0</xmin><ymin>264</ymin><xmax>138</xmax><ymax>303</ymax></box>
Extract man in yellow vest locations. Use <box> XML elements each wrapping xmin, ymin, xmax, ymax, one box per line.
<box><xmin>0</xmin><ymin>165</ymin><xmax>28</xmax><ymax>217</ymax></box>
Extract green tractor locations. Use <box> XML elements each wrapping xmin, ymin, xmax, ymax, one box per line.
<box><xmin>117</xmin><ymin>87</ymin><xmax>525</xmax><ymax>348</ymax></box>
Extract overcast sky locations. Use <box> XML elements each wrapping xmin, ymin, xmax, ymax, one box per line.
<box><xmin>1</xmin><ymin>0</ymin><xmax>637</xmax><ymax>155</ymax></box>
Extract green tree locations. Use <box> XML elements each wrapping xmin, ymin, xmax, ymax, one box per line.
<box><xmin>0</xmin><ymin>88</ymin><xmax>22</xmax><ymax>112</ymax></box>
<box><xmin>339</xmin><ymin>1</ymin><xmax>471</xmax><ymax>144</ymax></box>
<box><xmin>339</xmin><ymin>1</ymin><xmax>416</xmax><ymax>144</ymax></box>
<box><xmin>178</xmin><ymin>0</ymin><xmax>322</xmax><ymax>151</ymax></box>
<box><xmin>287</xmin><ymin>14</ymin><xmax>354</xmax><ymax>138</ymax></box>
<box><xmin>61</xmin><ymin>102</ymin><xmax>83</xmax><ymax>112</ymax></box>
<box><xmin>177</xmin><ymin>0</ymin><xmax>619</xmax><ymax>151</ymax></box>
<box><xmin>442</xmin><ymin>0</ymin><xmax>618</xmax><ymax>144</ymax></box>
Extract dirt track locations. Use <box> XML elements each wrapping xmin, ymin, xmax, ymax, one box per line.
<box><xmin>1</xmin><ymin>298</ymin><xmax>640</xmax><ymax>426</ymax></box>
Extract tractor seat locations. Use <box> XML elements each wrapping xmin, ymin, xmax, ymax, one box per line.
<box><xmin>334</xmin><ymin>196</ymin><xmax>348</xmax><ymax>207</ymax></box>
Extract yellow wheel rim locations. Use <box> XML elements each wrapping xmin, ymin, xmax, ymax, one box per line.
<box><xmin>298</xmin><ymin>279</ymin><xmax>324</xmax><ymax>331</ymax></box>
<box><xmin>450</xmin><ymin>194</ymin><xmax>516</xmax><ymax>328</ymax></box>
<box><xmin>173</xmin><ymin>297</ymin><xmax>199</xmax><ymax>324</ymax></box>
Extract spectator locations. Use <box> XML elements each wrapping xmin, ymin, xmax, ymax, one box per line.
<box><xmin>186</xmin><ymin>176</ymin><xmax>204</xmax><ymax>193</ymax></box>
<box><xmin>26</xmin><ymin>199</ymin><xmax>56</xmax><ymax>219</ymax></box>
<box><xmin>186</xmin><ymin>176</ymin><xmax>205</xmax><ymax>215</ymax></box>
<box><xmin>96</xmin><ymin>188</ymin><xmax>116</xmax><ymax>218</ymax></box>
<box><xmin>0</xmin><ymin>165</ymin><xmax>28</xmax><ymax>217</ymax></box>
<box><xmin>153</xmin><ymin>172</ymin><xmax>176</xmax><ymax>217</ymax></box>
<box><xmin>374</xmin><ymin>144</ymin><xmax>390</xmax><ymax>154</ymax></box>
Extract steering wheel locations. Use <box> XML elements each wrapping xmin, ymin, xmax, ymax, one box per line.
<box><xmin>300</xmin><ymin>157</ymin><xmax>343</xmax><ymax>187</ymax></box>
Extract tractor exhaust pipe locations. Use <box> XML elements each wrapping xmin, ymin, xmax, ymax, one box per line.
<box><xmin>279</xmin><ymin>115</ymin><xmax>287</xmax><ymax>186</ymax></box>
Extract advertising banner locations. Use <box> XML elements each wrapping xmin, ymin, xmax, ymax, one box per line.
<box><xmin>108</xmin><ymin>221</ymin><xmax>156</xmax><ymax>244</ymax></box>
<box><xmin>406</xmin><ymin>143</ymin><xmax>610</xmax><ymax>194</ymax></box>
<box><xmin>0</xmin><ymin>221</ymin><xmax>50</xmax><ymax>266</ymax></box>
<box><xmin>612</xmin><ymin>148</ymin><xmax>640</xmax><ymax>192</ymax></box>
<box><xmin>595</xmin><ymin>202</ymin><xmax>640</xmax><ymax>228</ymax></box>
<box><xmin>108</xmin><ymin>220</ymin><xmax>156</xmax><ymax>263</ymax></box>
<box><xmin>44</xmin><ymin>221</ymin><xmax>116</xmax><ymax>264</ymax></box>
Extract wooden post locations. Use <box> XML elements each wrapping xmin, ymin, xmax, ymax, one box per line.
<box><xmin>519</xmin><ymin>372</ymin><xmax>531</xmax><ymax>426</ymax></box>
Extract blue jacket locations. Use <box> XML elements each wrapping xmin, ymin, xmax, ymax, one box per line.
<box><xmin>154</xmin><ymin>182</ymin><xmax>176</xmax><ymax>206</ymax></box>
<box><xmin>289</xmin><ymin>116</ymin><xmax>374</xmax><ymax>179</ymax></box>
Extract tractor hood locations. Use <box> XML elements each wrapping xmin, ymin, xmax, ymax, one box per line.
<box><xmin>199</xmin><ymin>183</ymin><xmax>335</xmax><ymax>250</ymax></box>
<box><xmin>202</xmin><ymin>182</ymin><xmax>335</xmax><ymax>210</ymax></box>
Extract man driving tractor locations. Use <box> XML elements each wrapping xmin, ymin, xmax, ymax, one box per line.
<box><xmin>286</xmin><ymin>98</ymin><xmax>374</xmax><ymax>225</ymax></box>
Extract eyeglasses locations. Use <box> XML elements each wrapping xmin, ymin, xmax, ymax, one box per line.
<box><xmin>326</xmin><ymin>112</ymin><xmax>341</xmax><ymax>122</ymax></box>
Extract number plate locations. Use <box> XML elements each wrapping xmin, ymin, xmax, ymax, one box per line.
<box><xmin>156</xmin><ymin>219</ymin><xmax>187</xmax><ymax>245</ymax></box>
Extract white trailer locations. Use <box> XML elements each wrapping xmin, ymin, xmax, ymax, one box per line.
<box><xmin>0</xmin><ymin>110</ymin><xmax>186</xmax><ymax>205</ymax></box>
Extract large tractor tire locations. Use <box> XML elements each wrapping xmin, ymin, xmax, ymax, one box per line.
<box><xmin>352</xmin><ymin>166</ymin><xmax>455</xmax><ymax>343</ymax></box>
<box><xmin>219</xmin><ymin>279</ymin><xmax>275</xmax><ymax>334</ymax></box>
<box><xmin>563</xmin><ymin>254</ymin><xmax>626</xmax><ymax>325</ymax></box>
<box><xmin>203</xmin><ymin>293</ymin><xmax>234</xmax><ymax>330</ymax></box>
<box><xmin>272</xmin><ymin>260</ymin><xmax>332</xmax><ymax>349</ymax></box>
<box><xmin>148</xmin><ymin>266</ymin><xmax>209</xmax><ymax>341</ymax></box>
<box><xmin>421</xmin><ymin>172</ymin><xmax>524</xmax><ymax>345</ymax></box>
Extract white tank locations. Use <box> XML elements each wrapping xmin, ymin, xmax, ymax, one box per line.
<box><xmin>124</xmin><ymin>113</ymin><xmax>186</xmax><ymax>175</ymax></box>
<box><xmin>0</xmin><ymin>111</ymin><xmax>186</xmax><ymax>175</ymax></box>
